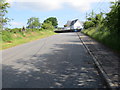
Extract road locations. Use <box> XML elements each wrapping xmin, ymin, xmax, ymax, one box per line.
<box><xmin>2</xmin><ymin>32</ymin><xmax>106</xmax><ymax>88</ymax></box>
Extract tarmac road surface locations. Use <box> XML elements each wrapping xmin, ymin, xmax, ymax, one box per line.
<box><xmin>2</xmin><ymin>33</ymin><xmax>107</xmax><ymax>88</ymax></box>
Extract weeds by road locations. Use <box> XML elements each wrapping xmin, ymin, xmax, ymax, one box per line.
<box><xmin>0</xmin><ymin>29</ymin><xmax>56</xmax><ymax>50</ymax></box>
<box><xmin>82</xmin><ymin>28</ymin><xmax>120</xmax><ymax>53</ymax></box>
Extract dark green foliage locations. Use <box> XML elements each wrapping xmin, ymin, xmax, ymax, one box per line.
<box><xmin>83</xmin><ymin>1</ymin><xmax>120</xmax><ymax>52</ymax></box>
<box><xmin>104</xmin><ymin>1</ymin><xmax>120</xmax><ymax>35</ymax></box>
<box><xmin>84</xmin><ymin>21</ymin><xmax>95</xmax><ymax>29</ymax></box>
<box><xmin>41</xmin><ymin>22</ymin><xmax>54</xmax><ymax>30</ymax></box>
<box><xmin>43</xmin><ymin>17</ymin><xmax>58</xmax><ymax>28</ymax></box>
<box><xmin>84</xmin><ymin>11</ymin><xmax>104</xmax><ymax>29</ymax></box>
<box><xmin>84</xmin><ymin>1</ymin><xmax>119</xmax><ymax>35</ymax></box>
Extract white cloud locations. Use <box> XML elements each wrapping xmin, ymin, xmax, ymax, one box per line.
<box><xmin>10</xmin><ymin>22</ymin><xmax>24</xmax><ymax>26</ymax></box>
<box><xmin>7</xmin><ymin>0</ymin><xmax>116</xmax><ymax>12</ymax></box>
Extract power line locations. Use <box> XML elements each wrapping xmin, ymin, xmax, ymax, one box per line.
<box><xmin>93</xmin><ymin>0</ymin><xmax>103</xmax><ymax>12</ymax></box>
<box><xmin>82</xmin><ymin>0</ymin><xmax>113</xmax><ymax>21</ymax></box>
<box><xmin>83</xmin><ymin>0</ymin><xmax>105</xmax><ymax>18</ymax></box>
<box><xmin>94</xmin><ymin>0</ymin><xmax>106</xmax><ymax>13</ymax></box>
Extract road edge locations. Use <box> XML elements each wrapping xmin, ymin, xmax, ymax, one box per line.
<box><xmin>77</xmin><ymin>32</ymin><xmax>118</xmax><ymax>90</ymax></box>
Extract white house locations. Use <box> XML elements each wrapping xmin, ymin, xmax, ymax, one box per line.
<box><xmin>65</xmin><ymin>19</ymin><xmax>83</xmax><ymax>30</ymax></box>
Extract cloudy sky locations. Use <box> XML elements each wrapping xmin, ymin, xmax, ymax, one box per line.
<box><xmin>6</xmin><ymin>0</ymin><xmax>115</xmax><ymax>28</ymax></box>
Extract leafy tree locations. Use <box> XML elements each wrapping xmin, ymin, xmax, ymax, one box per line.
<box><xmin>84</xmin><ymin>1</ymin><xmax>119</xmax><ymax>34</ymax></box>
<box><xmin>87</xmin><ymin>11</ymin><xmax>104</xmax><ymax>26</ymax></box>
<box><xmin>43</xmin><ymin>17</ymin><xmax>58</xmax><ymax>28</ymax></box>
<box><xmin>41</xmin><ymin>22</ymin><xmax>54</xmax><ymax>30</ymax></box>
<box><xmin>84</xmin><ymin>10</ymin><xmax>104</xmax><ymax>29</ymax></box>
<box><xmin>104</xmin><ymin>1</ymin><xmax>120</xmax><ymax>35</ymax></box>
<box><xmin>0</xmin><ymin>0</ymin><xmax>10</xmax><ymax>30</ymax></box>
<box><xmin>95</xmin><ymin>13</ymin><xmax>104</xmax><ymax>24</ymax></box>
<box><xmin>27</xmin><ymin>17</ymin><xmax>41</xmax><ymax>29</ymax></box>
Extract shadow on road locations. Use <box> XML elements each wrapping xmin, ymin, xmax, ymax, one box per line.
<box><xmin>2</xmin><ymin>39</ymin><xmax>106</xmax><ymax>88</ymax></box>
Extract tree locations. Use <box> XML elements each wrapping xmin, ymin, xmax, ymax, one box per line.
<box><xmin>0</xmin><ymin>0</ymin><xmax>10</xmax><ymax>30</ymax></box>
<box><xmin>104</xmin><ymin>1</ymin><xmax>120</xmax><ymax>35</ymax></box>
<box><xmin>94</xmin><ymin>12</ymin><xmax>104</xmax><ymax>26</ymax></box>
<box><xmin>43</xmin><ymin>17</ymin><xmax>58</xmax><ymax>28</ymax></box>
<box><xmin>84</xmin><ymin>10</ymin><xmax>104</xmax><ymax>29</ymax></box>
<box><xmin>27</xmin><ymin>17</ymin><xmax>41</xmax><ymax>29</ymax></box>
<box><xmin>41</xmin><ymin>22</ymin><xmax>54</xmax><ymax>30</ymax></box>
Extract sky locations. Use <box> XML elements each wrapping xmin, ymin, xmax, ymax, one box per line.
<box><xmin>6</xmin><ymin>0</ymin><xmax>116</xmax><ymax>28</ymax></box>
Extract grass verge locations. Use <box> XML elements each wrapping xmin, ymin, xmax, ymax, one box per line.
<box><xmin>82</xmin><ymin>28</ymin><xmax>120</xmax><ymax>53</ymax></box>
<box><xmin>0</xmin><ymin>30</ymin><xmax>57</xmax><ymax>50</ymax></box>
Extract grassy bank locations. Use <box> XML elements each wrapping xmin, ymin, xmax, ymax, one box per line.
<box><xmin>82</xmin><ymin>28</ymin><xmax>120</xmax><ymax>53</ymax></box>
<box><xmin>0</xmin><ymin>30</ymin><xmax>57</xmax><ymax>50</ymax></box>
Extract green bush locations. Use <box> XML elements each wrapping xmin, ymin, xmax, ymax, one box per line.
<box><xmin>82</xmin><ymin>1</ymin><xmax>120</xmax><ymax>52</ymax></box>
<box><xmin>41</xmin><ymin>22</ymin><xmax>54</xmax><ymax>30</ymax></box>
<box><xmin>2</xmin><ymin>30</ymin><xmax>12</xmax><ymax>42</ymax></box>
<box><xmin>84</xmin><ymin>21</ymin><xmax>95</xmax><ymax>29</ymax></box>
<box><xmin>82</xmin><ymin>28</ymin><xmax>120</xmax><ymax>52</ymax></box>
<box><xmin>9</xmin><ymin>28</ymin><xmax>21</xmax><ymax>33</ymax></box>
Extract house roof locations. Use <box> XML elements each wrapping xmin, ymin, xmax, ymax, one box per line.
<box><xmin>70</xmin><ymin>19</ymin><xmax>79</xmax><ymax>26</ymax></box>
<box><xmin>65</xmin><ymin>19</ymin><xmax>81</xmax><ymax>27</ymax></box>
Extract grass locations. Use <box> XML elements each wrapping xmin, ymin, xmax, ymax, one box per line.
<box><xmin>82</xmin><ymin>28</ymin><xmax>120</xmax><ymax>53</ymax></box>
<box><xmin>0</xmin><ymin>30</ymin><xmax>57</xmax><ymax>50</ymax></box>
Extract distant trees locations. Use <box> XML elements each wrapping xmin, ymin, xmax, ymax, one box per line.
<box><xmin>27</xmin><ymin>17</ymin><xmax>41</xmax><ymax>29</ymax></box>
<box><xmin>0</xmin><ymin>1</ymin><xmax>58</xmax><ymax>31</ymax></box>
<box><xmin>40</xmin><ymin>17</ymin><xmax>58</xmax><ymax>30</ymax></box>
<box><xmin>26</xmin><ymin>17</ymin><xmax>58</xmax><ymax>30</ymax></box>
<box><xmin>0</xmin><ymin>0</ymin><xmax>10</xmax><ymax>30</ymax></box>
<box><xmin>43</xmin><ymin>17</ymin><xmax>58</xmax><ymax>28</ymax></box>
